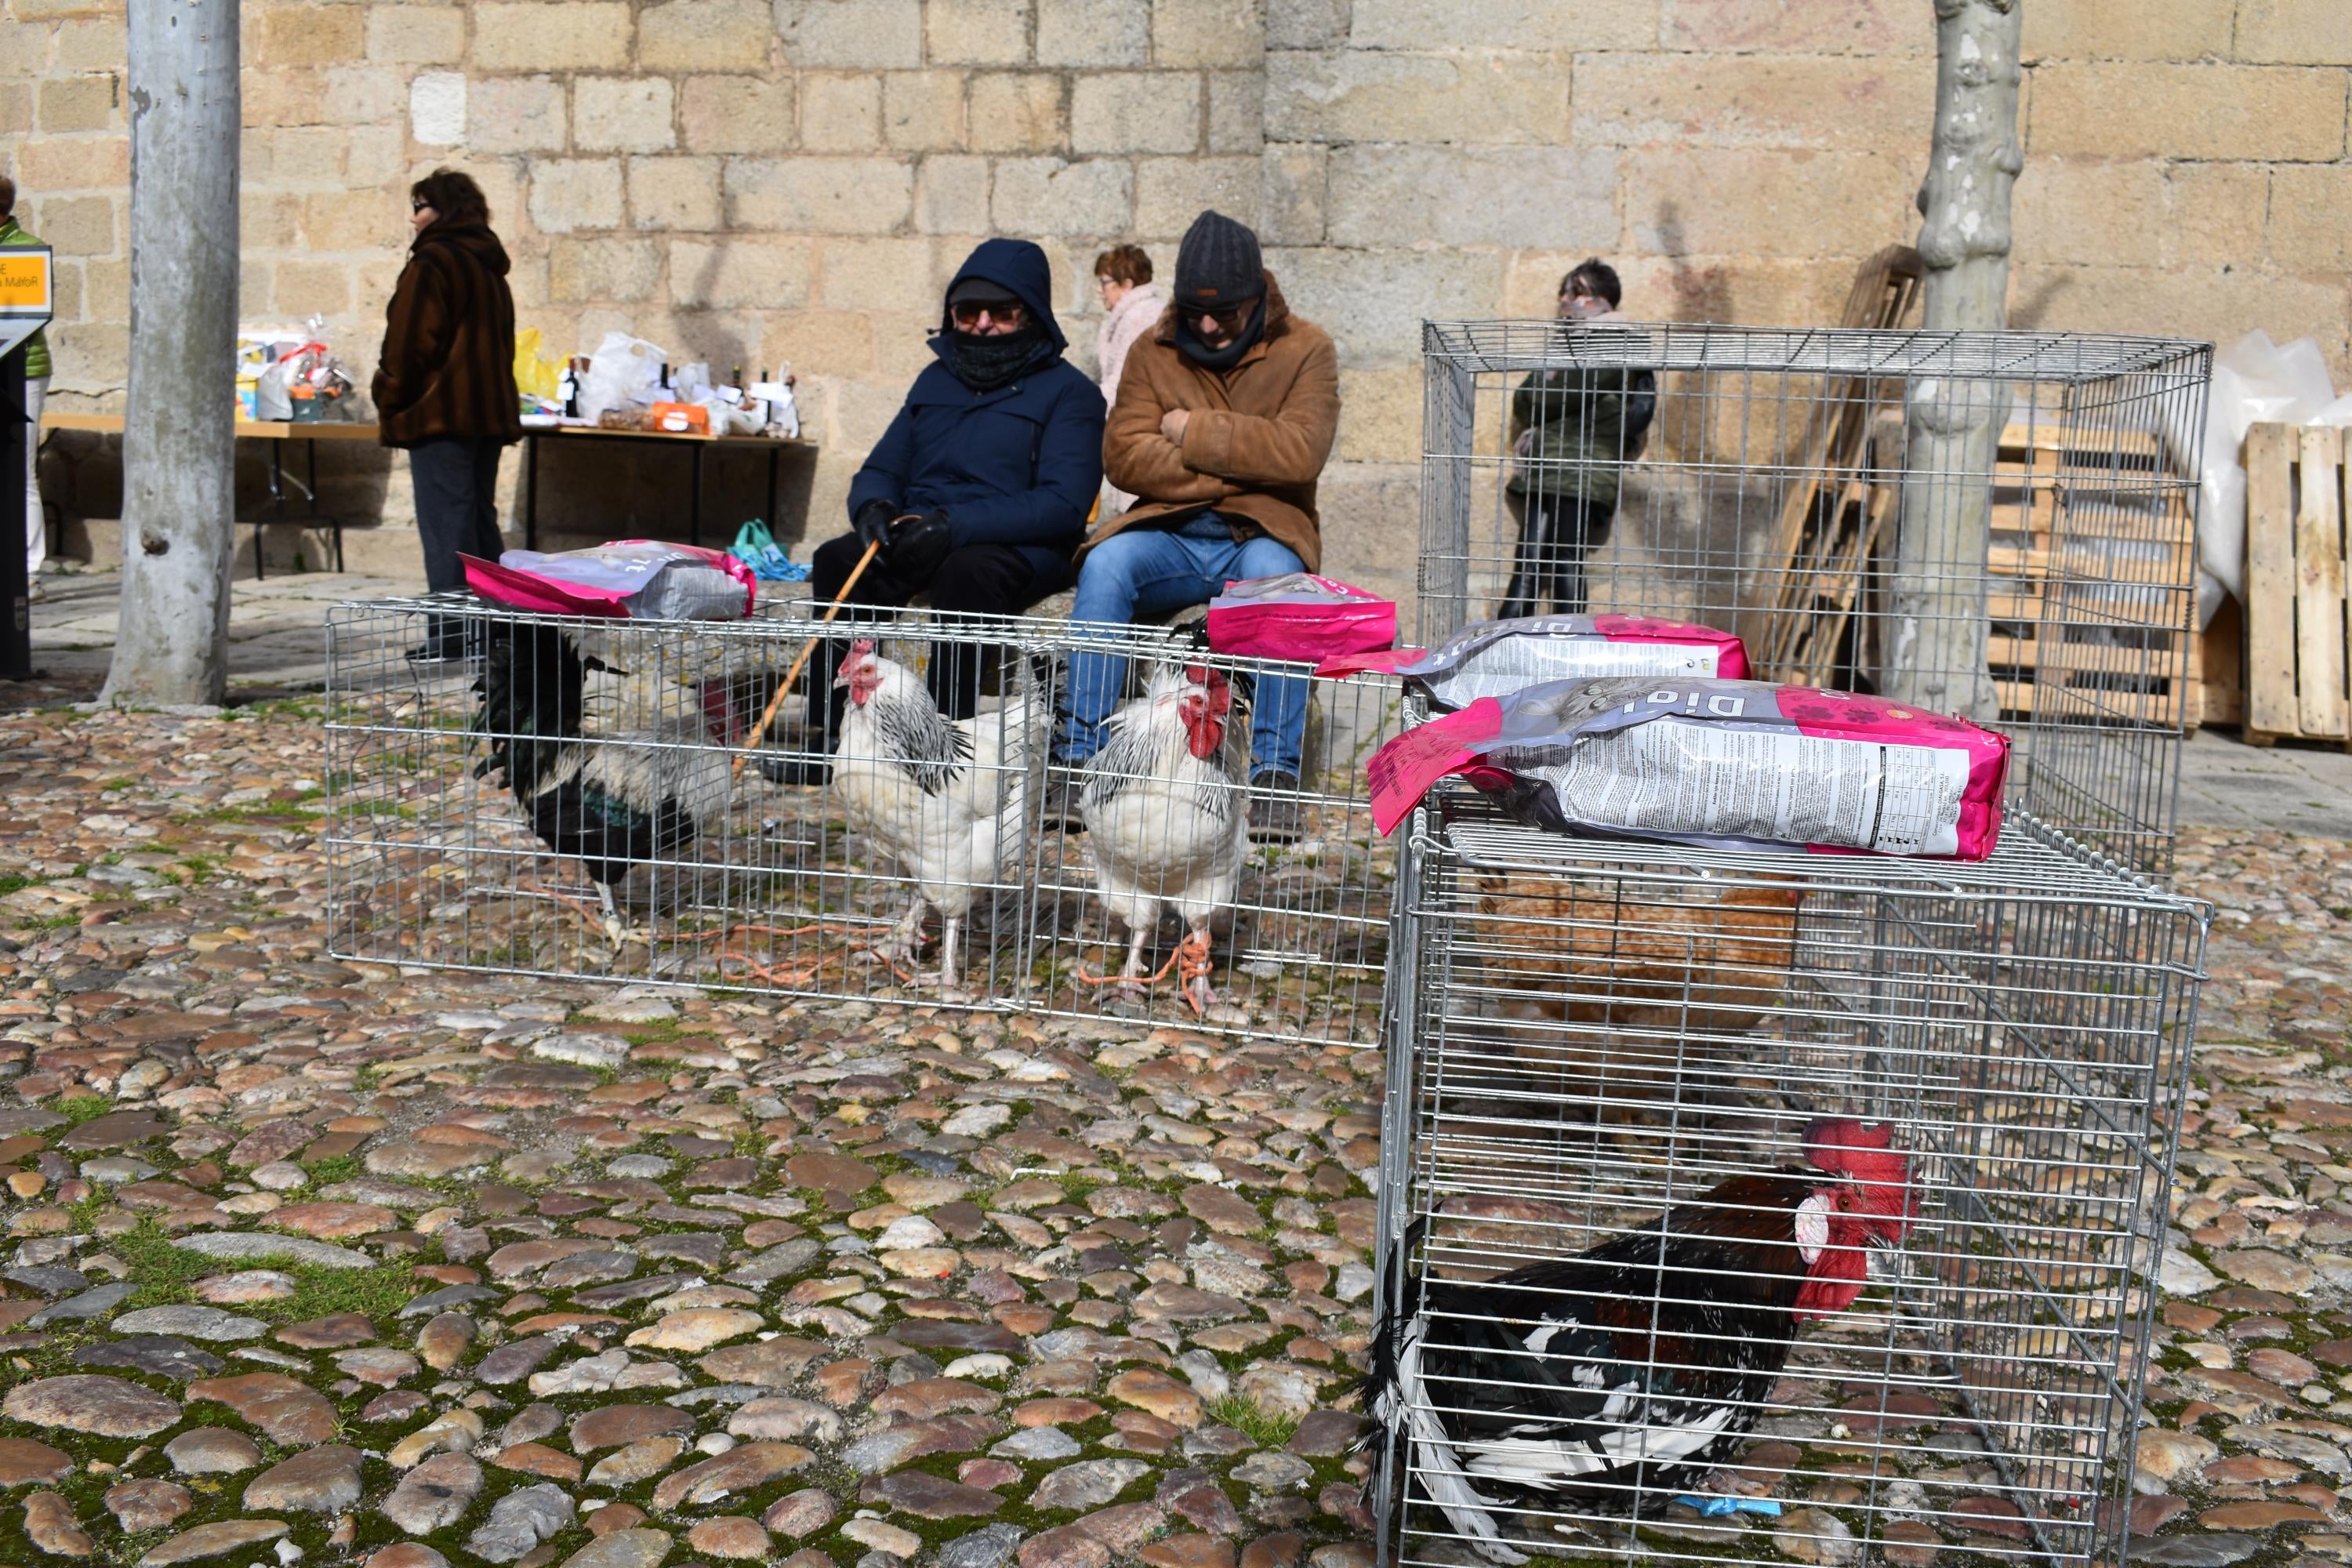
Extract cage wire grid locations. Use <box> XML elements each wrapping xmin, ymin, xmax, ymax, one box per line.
<box><xmin>321</xmin><ymin>593</ymin><xmax>1399</xmax><ymax>1046</ymax></box>
<box><xmin>1367</xmin><ymin>789</ymin><xmax>2208</xmax><ymax>1568</ymax></box>
<box><xmin>1418</xmin><ymin>321</ymin><xmax>2212</xmax><ymax>878</ymax></box>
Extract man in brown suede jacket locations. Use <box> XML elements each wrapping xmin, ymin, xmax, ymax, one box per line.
<box><xmin>1051</xmin><ymin>209</ymin><xmax>1341</xmax><ymax>843</ymax></box>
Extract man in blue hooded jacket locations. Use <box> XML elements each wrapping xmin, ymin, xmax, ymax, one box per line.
<box><xmin>765</xmin><ymin>238</ymin><xmax>1104</xmax><ymax>784</ymax></box>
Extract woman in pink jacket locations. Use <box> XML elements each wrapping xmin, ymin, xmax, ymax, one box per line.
<box><xmin>1091</xmin><ymin>244</ymin><xmax>1163</xmax><ymax>517</ymax></box>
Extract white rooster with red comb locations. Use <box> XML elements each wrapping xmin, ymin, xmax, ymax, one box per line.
<box><xmin>831</xmin><ymin>637</ymin><xmax>1049</xmax><ymax>996</ymax></box>
<box><xmin>1076</xmin><ymin>661</ymin><xmax>1254</xmax><ymax>1025</ymax></box>
<box><xmin>1363</xmin><ymin>1119</ymin><xmax>1917</xmax><ymax>1562</ymax></box>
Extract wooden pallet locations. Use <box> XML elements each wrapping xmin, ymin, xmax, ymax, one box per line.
<box><xmin>1750</xmin><ymin>245</ymin><xmax>1923</xmax><ymax>688</ymax></box>
<box><xmin>1982</xmin><ymin>419</ymin><xmax>2200</xmax><ymax>729</ymax></box>
<box><xmin>2245</xmin><ymin>423</ymin><xmax>2352</xmax><ymax>747</ymax></box>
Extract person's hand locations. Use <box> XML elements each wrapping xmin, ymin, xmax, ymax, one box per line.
<box><xmin>887</xmin><ymin>512</ymin><xmax>953</xmax><ymax>583</ymax></box>
<box><xmin>1160</xmin><ymin>408</ymin><xmax>1191</xmax><ymax>446</ymax></box>
<box><xmin>852</xmin><ymin>498</ymin><xmax>896</xmax><ymax>553</ymax></box>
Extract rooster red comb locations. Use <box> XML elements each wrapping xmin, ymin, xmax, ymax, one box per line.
<box><xmin>1183</xmin><ymin>664</ymin><xmax>1232</xmax><ymax>713</ymax></box>
<box><xmin>1802</xmin><ymin>1117</ymin><xmax>1916</xmax><ymax>1237</ymax></box>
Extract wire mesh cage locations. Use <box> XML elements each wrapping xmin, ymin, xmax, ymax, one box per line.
<box><xmin>1419</xmin><ymin>323</ymin><xmax>2212</xmax><ymax>876</ymax></box>
<box><xmin>1367</xmin><ymin>789</ymin><xmax>2208</xmax><ymax>1568</ymax></box>
<box><xmin>321</xmin><ymin>593</ymin><xmax>1398</xmax><ymax>1046</ymax></box>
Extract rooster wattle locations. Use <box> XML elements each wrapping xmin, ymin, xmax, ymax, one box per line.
<box><xmin>1364</xmin><ymin>1120</ymin><xmax>1917</xmax><ymax>1563</ymax></box>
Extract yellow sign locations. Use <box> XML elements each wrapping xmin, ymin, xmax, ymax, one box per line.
<box><xmin>0</xmin><ymin>249</ymin><xmax>49</xmax><ymax>314</ymax></box>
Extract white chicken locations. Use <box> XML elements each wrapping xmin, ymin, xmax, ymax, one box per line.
<box><xmin>833</xmin><ymin>637</ymin><xmax>1047</xmax><ymax>996</ymax></box>
<box><xmin>1077</xmin><ymin>662</ymin><xmax>1253</xmax><ymax>1025</ymax></box>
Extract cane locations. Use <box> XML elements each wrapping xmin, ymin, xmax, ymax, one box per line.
<box><xmin>734</xmin><ymin>535</ymin><xmax>885</xmax><ymax>775</ymax></box>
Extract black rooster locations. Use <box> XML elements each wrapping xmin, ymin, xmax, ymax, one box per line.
<box><xmin>473</xmin><ymin>620</ymin><xmax>760</xmax><ymax>949</ymax></box>
<box><xmin>1365</xmin><ymin>1120</ymin><xmax>1916</xmax><ymax>1563</ymax></box>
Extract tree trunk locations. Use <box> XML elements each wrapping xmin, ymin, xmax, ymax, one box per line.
<box><xmin>1886</xmin><ymin>0</ymin><xmax>2022</xmax><ymax>720</ymax></box>
<box><xmin>103</xmin><ymin>0</ymin><xmax>240</xmax><ymax>708</ymax></box>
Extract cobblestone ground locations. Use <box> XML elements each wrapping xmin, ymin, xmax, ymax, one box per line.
<box><xmin>2</xmin><ymin>701</ymin><xmax>2349</xmax><ymax>1568</ymax></box>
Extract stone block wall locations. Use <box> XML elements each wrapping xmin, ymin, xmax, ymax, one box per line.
<box><xmin>4</xmin><ymin>0</ymin><xmax>2349</xmax><ymax>604</ymax></box>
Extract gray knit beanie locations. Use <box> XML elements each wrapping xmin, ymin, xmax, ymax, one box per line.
<box><xmin>1174</xmin><ymin>209</ymin><xmax>1265</xmax><ymax>307</ymax></box>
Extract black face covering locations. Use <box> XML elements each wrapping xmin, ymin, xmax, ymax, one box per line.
<box><xmin>944</xmin><ymin>321</ymin><xmax>1048</xmax><ymax>394</ymax></box>
<box><xmin>1174</xmin><ymin>299</ymin><xmax>1265</xmax><ymax>373</ymax></box>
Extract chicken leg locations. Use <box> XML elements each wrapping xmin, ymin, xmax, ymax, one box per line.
<box><xmin>1179</xmin><ymin>920</ymin><xmax>1248</xmax><ymax>1027</ymax></box>
<box><xmin>927</xmin><ymin>914</ymin><xmax>974</xmax><ymax>1001</ymax></box>
<box><xmin>1115</xmin><ymin>916</ymin><xmax>1153</xmax><ymax>996</ymax></box>
<box><xmin>868</xmin><ymin>896</ymin><xmax>927</xmax><ymax>975</ymax></box>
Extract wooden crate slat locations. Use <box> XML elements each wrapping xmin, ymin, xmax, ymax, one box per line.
<box><xmin>2293</xmin><ymin>425</ymin><xmax>2350</xmax><ymax>739</ymax></box>
<box><xmin>2243</xmin><ymin>422</ymin><xmax>2301</xmax><ymax>742</ymax></box>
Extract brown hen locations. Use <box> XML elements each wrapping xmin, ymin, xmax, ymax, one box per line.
<box><xmin>1461</xmin><ymin>873</ymin><xmax>1804</xmax><ymax>1115</ymax></box>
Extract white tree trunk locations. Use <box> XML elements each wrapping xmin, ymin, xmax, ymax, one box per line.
<box><xmin>103</xmin><ymin>0</ymin><xmax>240</xmax><ymax>708</ymax></box>
<box><xmin>1887</xmin><ymin>0</ymin><xmax>2022</xmax><ymax>720</ymax></box>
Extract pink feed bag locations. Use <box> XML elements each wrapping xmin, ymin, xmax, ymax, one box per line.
<box><xmin>1367</xmin><ymin>675</ymin><xmax>2009</xmax><ymax>859</ymax></box>
<box><xmin>1317</xmin><ymin>614</ymin><xmax>1749</xmax><ymax>705</ymax></box>
<box><xmin>1206</xmin><ymin>573</ymin><xmax>1397</xmax><ymax>663</ymax></box>
<box><xmin>463</xmin><ymin>540</ymin><xmax>757</xmax><ymax>621</ymax></box>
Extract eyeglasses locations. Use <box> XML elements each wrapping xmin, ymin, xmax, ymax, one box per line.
<box><xmin>411</xmin><ymin>200</ymin><xmax>432</xmax><ymax>213</ymax></box>
<box><xmin>950</xmin><ymin>300</ymin><xmax>1024</xmax><ymax>328</ymax></box>
<box><xmin>1181</xmin><ymin>302</ymin><xmax>1253</xmax><ymax>335</ymax></box>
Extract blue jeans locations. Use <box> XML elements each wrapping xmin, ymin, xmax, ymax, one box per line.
<box><xmin>1058</xmin><ymin>517</ymin><xmax>1310</xmax><ymax>779</ymax></box>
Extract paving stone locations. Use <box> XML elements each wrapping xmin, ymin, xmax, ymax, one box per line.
<box><xmin>649</xmin><ymin>1442</ymin><xmax>813</xmax><ymax>1508</ymax></box>
<box><xmin>862</xmin><ymin>1469</ymin><xmax>1006</xmax><ymax>1517</ymax></box>
<box><xmin>572</xmin><ymin>1403</ymin><xmax>694</xmax><ymax>1451</ymax></box>
<box><xmin>24</xmin><ymin>1490</ymin><xmax>93</xmax><ymax>1557</ymax></box>
<box><xmin>1036</xmin><ymin>1458</ymin><xmax>1152</xmax><ymax>1512</ymax></box>
<box><xmin>556</xmin><ymin>1529</ymin><xmax>672</xmax><ymax>1568</ymax></box>
<box><xmin>0</xmin><ymin>1439</ymin><xmax>74</xmax><ymax>1487</ymax></box>
<box><xmin>4</xmin><ymin>1375</ymin><xmax>182</xmax><ymax>1437</ymax></box>
<box><xmin>243</xmin><ymin>1445</ymin><xmax>365</xmax><ymax>1512</ymax></box>
<box><xmin>104</xmin><ymin>1479</ymin><xmax>194</xmax><ymax>1534</ymax></box>
<box><xmin>162</xmin><ymin>1428</ymin><xmax>262</xmax><ymax>1476</ymax></box>
<box><xmin>379</xmin><ymin>1454</ymin><xmax>482</xmax><ymax>1534</ymax></box>
<box><xmin>185</xmin><ymin>1374</ymin><xmax>336</xmax><ymax>1445</ymax></box>
<box><xmin>466</xmin><ymin>1483</ymin><xmax>575</xmax><ymax>1563</ymax></box>
<box><xmin>112</xmin><ymin>1304</ymin><xmax>269</xmax><ymax>1341</ymax></box>
<box><xmin>172</xmin><ymin>1232</ymin><xmax>372</xmax><ymax>1269</ymax></box>
<box><xmin>136</xmin><ymin>1520</ymin><xmax>291</xmax><ymax>1567</ymax></box>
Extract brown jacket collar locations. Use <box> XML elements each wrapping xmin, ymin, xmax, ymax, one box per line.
<box><xmin>1152</xmin><ymin>270</ymin><xmax>1292</xmax><ymax>358</ymax></box>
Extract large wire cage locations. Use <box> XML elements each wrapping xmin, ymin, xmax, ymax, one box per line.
<box><xmin>321</xmin><ymin>594</ymin><xmax>1398</xmax><ymax>1047</ymax></box>
<box><xmin>1420</xmin><ymin>323</ymin><xmax>2211</xmax><ymax>877</ymax></box>
<box><xmin>1369</xmin><ymin>789</ymin><xmax>2208</xmax><ymax>1568</ymax></box>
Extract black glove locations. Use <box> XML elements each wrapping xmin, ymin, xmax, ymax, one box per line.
<box><xmin>887</xmin><ymin>511</ymin><xmax>953</xmax><ymax>583</ymax></box>
<box><xmin>851</xmin><ymin>498</ymin><xmax>896</xmax><ymax>552</ymax></box>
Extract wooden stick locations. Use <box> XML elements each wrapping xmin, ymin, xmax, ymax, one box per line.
<box><xmin>735</xmin><ymin>535</ymin><xmax>884</xmax><ymax>773</ymax></box>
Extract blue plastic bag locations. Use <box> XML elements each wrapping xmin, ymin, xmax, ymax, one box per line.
<box><xmin>730</xmin><ymin>519</ymin><xmax>811</xmax><ymax>583</ymax></box>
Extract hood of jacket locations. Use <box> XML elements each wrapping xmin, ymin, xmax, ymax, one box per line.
<box><xmin>413</xmin><ymin>219</ymin><xmax>513</xmax><ymax>278</ymax></box>
<box><xmin>934</xmin><ymin>237</ymin><xmax>1066</xmax><ymax>357</ymax></box>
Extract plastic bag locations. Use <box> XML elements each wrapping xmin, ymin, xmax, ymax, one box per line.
<box><xmin>2174</xmin><ymin>330</ymin><xmax>2352</xmax><ymax>626</ymax></box>
<box><xmin>513</xmin><ymin>328</ymin><xmax>561</xmax><ymax>406</ymax></box>
<box><xmin>256</xmin><ymin>358</ymin><xmax>295</xmax><ymax>422</ymax></box>
<box><xmin>1367</xmin><ymin>675</ymin><xmax>2009</xmax><ymax>859</ymax></box>
<box><xmin>577</xmin><ymin>332</ymin><xmax>667</xmax><ymax>423</ymax></box>
<box><xmin>1318</xmin><ymin>613</ymin><xmax>1749</xmax><ymax>704</ymax></box>
<box><xmin>729</xmin><ymin>519</ymin><xmax>811</xmax><ymax>583</ymax></box>
<box><xmin>462</xmin><ymin>540</ymin><xmax>757</xmax><ymax>621</ymax></box>
<box><xmin>750</xmin><ymin>378</ymin><xmax>800</xmax><ymax>440</ymax></box>
<box><xmin>1205</xmin><ymin>574</ymin><xmax>1396</xmax><ymax>662</ymax></box>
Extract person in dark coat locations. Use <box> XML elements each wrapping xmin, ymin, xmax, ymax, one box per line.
<box><xmin>764</xmin><ymin>237</ymin><xmax>1104</xmax><ymax>785</ymax></box>
<box><xmin>372</xmin><ymin>168</ymin><xmax>521</xmax><ymax>659</ymax></box>
<box><xmin>1498</xmin><ymin>257</ymin><xmax>1656</xmax><ymax>619</ymax></box>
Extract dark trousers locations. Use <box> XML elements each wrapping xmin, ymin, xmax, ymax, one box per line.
<box><xmin>1498</xmin><ymin>492</ymin><xmax>1615</xmax><ymax>619</ymax></box>
<box><xmin>411</xmin><ymin>437</ymin><xmax>505</xmax><ymax>652</ymax></box>
<box><xmin>804</xmin><ymin>532</ymin><xmax>1073</xmax><ymax>738</ymax></box>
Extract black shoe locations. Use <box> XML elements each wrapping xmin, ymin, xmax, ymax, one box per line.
<box><xmin>1248</xmin><ymin>772</ymin><xmax>1305</xmax><ymax>844</ymax></box>
<box><xmin>759</xmin><ymin>753</ymin><xmax>832</xmax><ymax>788</ymax></box>
<box><xmin>1040</xmin><ymin>768</ymin><xmax>1087</xmax><ymax>832</ymax></box>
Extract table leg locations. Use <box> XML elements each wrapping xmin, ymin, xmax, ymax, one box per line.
<box><xmin>690</xmin><ymin>443</ymin><xmax>703</xmax><ymax>549</ymax></box>
<box><xmin>767</xmin><ymin>443</ymin><xmax>780</xmax><ymax>529</ymax></box>
<box><xmin>524</xmin><ymin>434</ymin><xmax>539</xmax><ymax>550</ymax></box>
<box><xmin>258</xmin><ymin>441</ymin><xmax>281</xmax><ymax>581</ymax></box>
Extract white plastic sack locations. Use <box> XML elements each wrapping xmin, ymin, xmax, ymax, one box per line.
<box><xmin>576</xmin><ymin>332</ymin><xmax>667</xmax><ymax>423</ymax></box>
<box><xmin>2177</xmin><ymin>330</ymin><xmax>2352</xmax><ymax>626</ymax></box>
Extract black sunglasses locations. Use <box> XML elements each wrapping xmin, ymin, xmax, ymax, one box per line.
<box><xmin>950</xmin><ymin>299</ymin><xmax>1024</xmax><ymax>327</ymax></box>
<box><xmin>412</xmin><ymin>199</ymin><xmax>432</xmax><ymax>213</ymax></box>
<box><xmin>1181</xmin><ymin>301</ymin><xmax>1253</xmax><ymax>332</ymax></box>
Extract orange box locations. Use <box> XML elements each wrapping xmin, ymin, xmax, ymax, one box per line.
<box><xmin>650</xmin><ymin>401</ymin><xmax>710</xmax><ymax>434</ymax></box>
